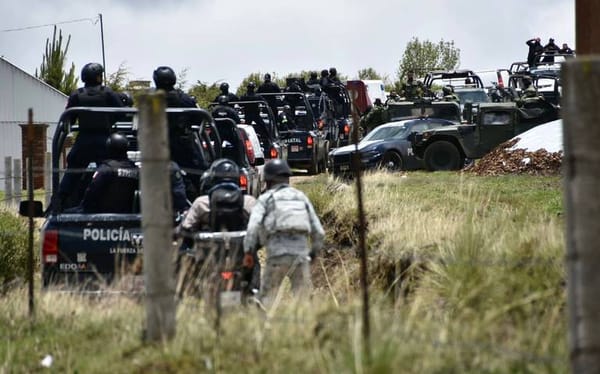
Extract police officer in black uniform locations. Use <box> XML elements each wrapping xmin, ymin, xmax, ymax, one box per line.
<box><xmin>77</xmin><ymin>133</ymin><xmax>139</xmax><ymax>213</ymax></box>
<box><xmin>211</xmin><ymin>95</ymin><xmax>241</xmax><ymax>124</ymax></box>
<box><xmin>153</xmin><ymin>66</ymin><xmax>204</xmax><ymax>200</ymax></box>
<box><xmin>329</xmin><ymin>67</ymin><xmax>340</xmax><ymax>83</ymax></box>
<box><xmin>257</xmin><ymin>73</ymin><xmax>281</xmax><ymax>117</ymax></box>
<box><xmin>240</xmin><ymin>82</ymin><xmax>267</xmax><ymax>128</ymax></box>
<box><xmin>58</xmin><ymin>62</ymin><xmax>123</xmax><ymax>209</ymax></box>
<box><xmin>214</xmin><ymin>82</ymin><xmax>239</xmax><ymax>103</ymax></box>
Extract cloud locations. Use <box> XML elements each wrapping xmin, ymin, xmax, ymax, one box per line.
<box><xmin>0</xmin><ymin>0</ymin><xmax>574</xmax><ymax>92</ymax></box>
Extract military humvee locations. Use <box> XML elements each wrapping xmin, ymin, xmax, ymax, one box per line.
<box><xmin>409</xmin><ymin>100</ymin><xmax>559</xmax><ymax>171</ymax></box>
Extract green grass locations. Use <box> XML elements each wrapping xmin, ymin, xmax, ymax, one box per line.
<box><xmin>0</xmin><ymin>171</ymin><xmax>567</xmax><ymax>372</ymax></box>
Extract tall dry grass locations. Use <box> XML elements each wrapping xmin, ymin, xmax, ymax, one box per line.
<box><xmin>0</xmin><ymin>171</ymin><xmax>566</xmax><ymax>372</ymax></box>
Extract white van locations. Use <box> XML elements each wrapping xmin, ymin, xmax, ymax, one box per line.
<box><xmin>361</xmin><ymin>79</ymin><xmax>387</xmax><ymax>104</ymax></box>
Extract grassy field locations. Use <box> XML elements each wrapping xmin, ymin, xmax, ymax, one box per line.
<box><xmin>0</xmin><ymin>172</ymin><xmax>566</xmax><ymax>373</ymax></box>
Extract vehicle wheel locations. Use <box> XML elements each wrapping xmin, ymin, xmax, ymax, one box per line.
<box><xmin>423</xmin><ymin>141</ymin><xmax>463</xmax><ymax>171</ymax></box>
<box><xmin>380</xmin><ymin>151</ymin><xmax>403</xmax><ymax>172</ymax></box>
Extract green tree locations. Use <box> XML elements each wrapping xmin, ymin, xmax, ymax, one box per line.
<box><xmin>396</xmin><ymin>37</ymin><xmax>461</xmax><ymax>81</ymax></box>
<box><xmin>188</xmin><ymin>80</ymin><xmax>221</xmax><ymax>109</ymax></box>
<box><xmin>105</xmin><ymin>61</ymin><xmax>130</xmax><ymax>92</ymax></box>
<box><xmin>357</xmin><ymin>67</ymin><xmax>383</xmax><ymax>80</ymax></box>
<box><xmin>35</xmin><ymin>25</ymin><xmax>77</xmax><ymax>95</ymax></box>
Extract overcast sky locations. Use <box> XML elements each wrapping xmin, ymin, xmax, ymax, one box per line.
<box><xmin>0</xmin><ymin>0</ymin><xmax>575</xmax><ymax>91</ymax></box>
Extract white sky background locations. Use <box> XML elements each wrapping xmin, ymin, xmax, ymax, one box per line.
<box><xmin>0</xmin><ymin>0</ymin><xmax>574</xmax><ymax>91</ymax></box>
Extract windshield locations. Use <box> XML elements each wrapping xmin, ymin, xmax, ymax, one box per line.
<box><xmin>362</xmin><ymin>124</ymin><xmax>409</xmax><ymax>142</ymax></box>
<box><xmin>455</xmin><ymin>90</ymin><xmax>490</xmax><ymax>104</ymax></box>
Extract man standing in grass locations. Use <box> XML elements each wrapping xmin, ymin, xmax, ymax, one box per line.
<box><xmin>243</xmin><ymin>159</ymin><xmax>324</xmax><ymax>306</ymax></box>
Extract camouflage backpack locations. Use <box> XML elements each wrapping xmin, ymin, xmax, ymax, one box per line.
<box><xmin>262</xmin><ymin>185</ymin><xmax>311</xmax><ymax>235</ymax></box>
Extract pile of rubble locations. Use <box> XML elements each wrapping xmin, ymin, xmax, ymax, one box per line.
<box><xmin>467</xmin><ymin>138</ymin><xmax>563</xmax><ymax>176</ymax></box>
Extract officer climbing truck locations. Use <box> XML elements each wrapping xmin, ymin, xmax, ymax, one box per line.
<box><xmin>20</xmin><ymin>107</ymin><xmax>218</xmax><ymax>289</ymax></box>
<box><xmin>409</xmin><ymin>100</ymin><xmax>559</xmax><ymax>171</ymax></box>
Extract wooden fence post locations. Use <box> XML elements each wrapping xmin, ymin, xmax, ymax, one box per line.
<box><xmin>563</xmin><ymin>56</ymin><xmax>600</xmax><ymax>373</ymax></box>
<box><xmin>138</xmin><ymin>91</ymin><xmax>176</xmax><ymax>341</ymax></box>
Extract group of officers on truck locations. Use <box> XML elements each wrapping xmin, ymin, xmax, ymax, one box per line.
<box><xmin>58</xmin><ymin>62</ymin><xmax>324</xmax><ymax>306</ymax></box>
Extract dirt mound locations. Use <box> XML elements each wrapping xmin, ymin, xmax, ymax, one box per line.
<box><xmin>467</xmin><ymin>138</ymin><xmax>563</xmax><ymax>176</ymax></box>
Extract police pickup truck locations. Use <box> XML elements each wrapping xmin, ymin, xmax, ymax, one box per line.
<box><xmin>21</xmin><ymin>107</ymin><xmax>217</xmax><ymax>289</ymax></box>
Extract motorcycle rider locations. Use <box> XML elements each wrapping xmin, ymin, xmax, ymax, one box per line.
<box><xmin>58</xmin><ymin>62</ymin><xmax>124</xmax><ymax>209</ymax></box>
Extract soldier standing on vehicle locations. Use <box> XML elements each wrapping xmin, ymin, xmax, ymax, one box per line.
<box><xmin>319</xmin><ymin>69</ymin><xmax>331</xmax><ymax>88</ymax></box>
<box><xmin>306</xmin><ymin>71</ymin><xmax>320</xmax><ymax>91</ymax></box>
<box><xmin>542</xmin><ymin>38</ymin><xmax>560</xmax><ymax>64</ymax></box>
<box><xmin>74</xmin><ymin>133</ymin><xmax>139</xmax><ymax>213</ymax></box>
<box><xmin>153</xmin><ymin>66</ymin><xmax>204</xmax><ymax>199</ymax></box>
<box><xmin>442</xmin><ymin>86</ymin><xmax>460</xmax><ymax>103</ymax></box>
<box><xmin>240</xmin><ymin>82</ymin><xmax>268</xmax><ymax>128</ymax></box>
<box><xmin>214</xmin><ymin>82</ymin><xmax>239</xmax><ymax>103</ymax></box>
<box><xmin>243</xmin><ymin>159</ymin><xmax>324</xmax><ymax>306</ymax></box>
<box><xmin>400</xmin><ymin>71</ymin><xmax>422</xmax><ymax>101</ymax></box>
<box><xmin>526</xmin><ymin>37</ymin><xmax>544</xmax><ymax>67</ymax></box>
<box><xmin>329</xmin><ymin>67</ymin><xmax>340</xmax><ymax>83</ymax></box>
<box><xmin>58</xmin><ymin>62</ymin><xmax>124</xmax><ymax>209</ymax></box>
<box><xmin>277</xmin><ymin>104</ymin><xmax>295</xmax><ymax>131</ymax></box>
<box><xmin>257</xmin><ymin>73</ymin><xmax>281</xmax><ymax>117</ymax></box>
<box><xmin>211</xmin><ymin>95</ymin><xmax>241</xmax><ymax>124</ymax></box>
<box><xmin>559</xmin><ymin>43</ymin><xmax>574</xmax><ymax>56</ymax></box>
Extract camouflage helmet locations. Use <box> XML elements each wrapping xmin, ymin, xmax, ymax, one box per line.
<box><xmin>442</xmin><ymin>85</ymin><xmax>453</xmax><ymax>95</ymax></box>
<box><xmin>263</xmin><ymin>159</ymin><xmax>292</xmax><ymax>182</ymax></box>
<box><xmin>81</xmin><ymin>63</ymin><xmax>104</xmax><ymax>84</ymax></box>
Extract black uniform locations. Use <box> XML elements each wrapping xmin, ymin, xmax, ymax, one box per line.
<box><xmin>526</xmin><ymin>38</ymin><xmax>544</xmax><ymax>66</ymax></box>
<box><xmin>211</xmin><ymin>104</ymin><xmax>241</xmax><ymax>124</ymax></box>
<box><xmin>240</xmin><ymin>92</ymin><xmax>267</xmax><ymax>128</ymax></box>
<box><xmin>213</xmin><ymin>92</ymin><xmax>239</xmax><ymax>103</ymax></box>
<box><xmin>79</xmin><ymin>159</ymin><xmax>139</xmax><ymax>213</ymax></box>
<box><xmin>58</xmin><ymin>84</ymin><xmax>123</xmax><ymax>208</ymax></box>
<box><xmin>257</xmin><ymin>79</ymin><xmax>281</xmax><ymax>117</ymax></box>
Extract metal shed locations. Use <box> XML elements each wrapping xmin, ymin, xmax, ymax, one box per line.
<box><xmin>0</xmin><ymin>56</ymin><xmax>68</xmax><ymax>190</ymax></box>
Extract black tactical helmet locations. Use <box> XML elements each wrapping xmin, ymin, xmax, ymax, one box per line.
<box><xmin>321</xmin><ymin>69</ymin><xmax>329</xmax><ymax>77</ymax></box>
<box><xmin>220</xmin><ymin>82</ymin><xmax>230</xmax><ymax>93</ymax></box>
<box><xmin>310</xmin><ymin>71</ymin><xmax>318</xmax><ymax>79</ymax></box>
<box><xmin>329</xmin><ymin>67</ymin><xmax>337</xmax><ymax>76</ymax></box>
<box><xmin>209</xmin><ymin>159</ymin><xmax>240</xmax><ymax>185</ymax></box>
<box><xmin>106</xmin><ymin>133</ymin><xmax>129</xmax><ymax>159</ymax></box>
<box><xmin>119</xmin><ymin>92</ymin><xmax>134</xmax><ymax>107</ymax></box>
<box><xmin>217</xmin><ymin>95</ymin><xmax>229</xmax><ymax>105</ymax></box>
<box><xmin>81</xmin><ymin>63</ymin><xmax>104</xmax><ymax>85</ymax></box>
<box><xmin>264</xmin><ymin>73</ymin><xmax>271</xmax><ymax>81</ymax></box>
<box><xmin>247</xmin><ymin>81</ymin><xmax>256</xmax><ymax>92</ymax></box>
<box><xmin>263</xmin><ymin>159</ymin><xmax>292</xmax><ymax>182</ymax></box>
<box><xmin>153</xmin><ymin>66</ymin><xmax>176</xmax><ymax>89</ymax></box>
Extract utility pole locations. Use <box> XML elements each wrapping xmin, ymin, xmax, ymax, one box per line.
<box><xmin>565</xmin><ymin>1</ymin><xmax>600</xmax><ymax>372</ymax></box>
<box><xmin>138</xmin><ymin>92</ymin><xmax>176</xmax><ymax>341</ymax></box>
<box><xmin>99</xmin><ymin>13</ymin><xmax>106</xmax><ymax>83</ymax></box>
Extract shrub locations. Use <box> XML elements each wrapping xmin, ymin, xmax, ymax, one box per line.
<box><xmin>0</xmin><ymin>209</ymin><xmax>31</xmax><ymax>288</ymax></box>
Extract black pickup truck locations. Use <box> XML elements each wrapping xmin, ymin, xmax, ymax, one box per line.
<box><xmin>22</xmin><ymin>107</ymin><xmax>217</xmax><ymax>288</ymax></box>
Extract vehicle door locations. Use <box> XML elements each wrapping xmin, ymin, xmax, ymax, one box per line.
<box><xmin>477</xmin><ymin>110</ymin><xmax>515</xmax><ymax>154</ymax></box>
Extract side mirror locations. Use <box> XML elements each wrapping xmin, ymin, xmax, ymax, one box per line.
<box><xmin>19</xmin><ymin>201</ymin><xmax>44</xmax><ymax>217</ymax></box>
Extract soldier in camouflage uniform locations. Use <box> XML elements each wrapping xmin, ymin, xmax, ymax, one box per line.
<box><xmin>442</xmin><ymin>86</ymin><xmax>460</xmax><ymax>103</ymax></box>
<box><xmin>400</xmin><ymin>71</ymin><xmax>423</xmax><ymax>101</ymax></box>
<box><xmin>517</xmin><ymin>76</ymin><xmax>542</xmax><ymax>107</ymax></box>
<box><xmin>243</xmin><ymin>159</ymin><xmax>325</xmax><ymax>306</ymax></box>
<box><xmin>360</xmin><ymin>99</ymin><xmax>390</xmax><ymax>134</ymax></box>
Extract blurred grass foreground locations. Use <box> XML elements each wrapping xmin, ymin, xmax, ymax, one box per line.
<box><xmin>0</xmin><ymin>171</ymin><xmax>566</xmax><ymax>373</ymax></box>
